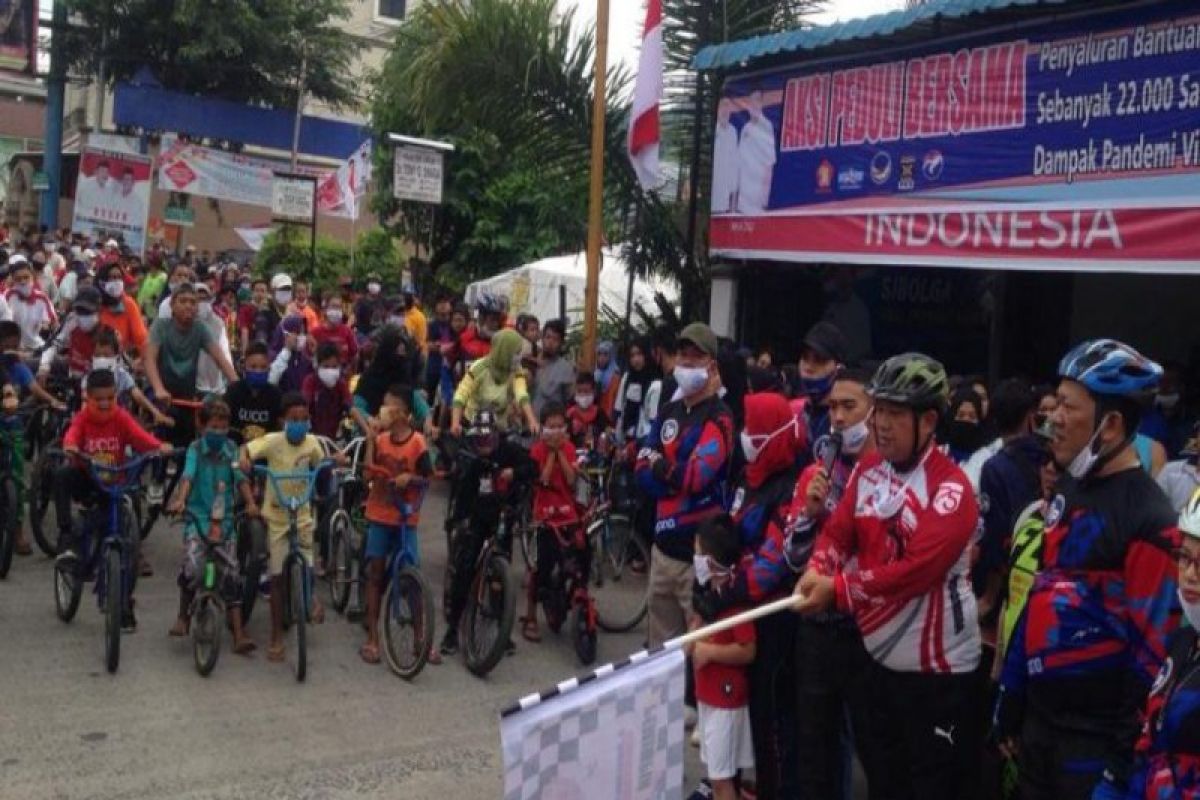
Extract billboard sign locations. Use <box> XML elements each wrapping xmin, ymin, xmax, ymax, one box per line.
<box><xmin>0</xmin><ymin>0</ymin><xmax>36</xmax><ymax>75</ymax></box>
<box><xmin>72</xmin><ymin>137</ymin><xmax>153</xmax><ymax>254</ymax></box>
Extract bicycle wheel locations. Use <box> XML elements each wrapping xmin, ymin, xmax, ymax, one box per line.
<box><xmin>518</xmin><ymin>519</ymin><xmax>537</xmax><ymax>572</ymax></box>
<box><xmin>238</xmin><ymin>516</ymin><xmax>266</xmax><ymax>625</ymax></box>
<box><xmin>192</xmin><ymin>595</ymin><xmax>222</xmax><ymax>677</ymax></box>
<box><xmin>442</xmin><ymin>522</ymin><xmax>463</xmax><ymax>625</ymax></box>
<box><xmin>592</xmin><ymin>515</ymin><xmax>650</xmax><ymax>633</ymax></box>
<box><xmin>288</xmin><ymin>558</ymin><xmax>307</xmax><ymax>682</ymax></box>
<box><xmin>463</xmin><ymin>553</ymin><xmax>517</xmax><ymax>677</ymax></box>
<box><xmin>103</xmin><ymin>547</ymin><xmax>122</xmax><ymax>674</ymax></box>
<box><xmin>326</xmin><ymin>510</ymin><xmax>354</xmax><ymax>613</ymax></box>
<box><xmin>570</xmin><ymin>604</ymin><xmax>597</xmax><ymax>666</ymax></box>
<box><xmin>54</xmin><ymin>554</ymin><xmax>82</xmax><ymax>622</ymax></box>
<box><xmin>27</xmin><ymin>451</ymin><xmax>59</xmax><ymax>557</ymax></box>
<box><xmin>382</xmin><ymin>566</ymin><xmax>435</xmax><ymax>681</ymax></box>
<box><xmin>0</xmin><ymin>477</ymin><xmax>15</xmax><ymax>578</ymax></box>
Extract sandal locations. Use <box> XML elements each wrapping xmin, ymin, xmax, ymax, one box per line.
<box><xmin>359</xmin><ymin>642</ymin><xmax>381</xmax><ymax>664</ymax></box>
<box><xmin>309</xmin><ymin>602</ymin><xmax>326</xmax><ymax>625</ymax></box>
<box><xmin>427</xmin><ymin>646</ymin><xmax>443</xmax><ymax>666</ymax></box>
<box><xmin>520</xmin><ymin>616</ymin><xmax>541</xmax><ymax>643</ymax></box>
<box><xmin>233</xmin><ymin>638</ymin><xmax>257</xmax><ymax>656</ymax></box>
<box><xmin>266</xmin><ymin>643</ymin><xmax>285</xmax><ymax>662</ymax></box>
<box><xmin>168</xmin><ymin>617</ymin><xmax>190</xmax><ymax>637</ymax></box>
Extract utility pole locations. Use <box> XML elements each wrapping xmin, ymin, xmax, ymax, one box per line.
<box><xmin>290</xmin><ymin>46</ymin><xmax>307</xmax><ymax>171</ymax></box>
<box><xmin>580</xmin><ymin>0</ymin><xmax>610</xmax><ymax>372</ymax></box>
<box><xmin>40</xmin><ymin>0</ymin><xmax>67</xmax><ymax>230</ymax></box>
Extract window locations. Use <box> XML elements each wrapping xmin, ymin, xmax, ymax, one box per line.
<box><xmin>376</xmin><ymin>0</ymin><xmax>406</xmax><ymax>23</ymax></box>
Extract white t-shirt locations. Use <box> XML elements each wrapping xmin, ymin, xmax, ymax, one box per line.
<box><xmin>736</xmin><ymin>115</ymin><xmax>777</xmax><ymax>213</ymax></box>
<box><xmin>711</xmin><ymin>121</ymin><xmax>740</xmax><ymax>214</ymax></box>
<box><xmin>1157</xmin><ymin>459</ymin><xmax>1200</xmax><ymax>511</ymax></box>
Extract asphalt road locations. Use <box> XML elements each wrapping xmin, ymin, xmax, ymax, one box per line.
<box><xmin>0</xmin><ymin>481</ymin><xmax>700</xmax><ymax>800</ymax></box>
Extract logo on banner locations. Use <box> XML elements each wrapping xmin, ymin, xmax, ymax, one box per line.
<box><xmin>163</xmin><ymin>161</ymin><xmax>197</xmax><ymax>189</ymax></box>
<box><xmin>816</xmin><ymin>159</ymin><xmax>834</xmax><ymax>192</ymax></box>
<box><xmin>837</xmin><ymin>167</ymin><xmax>864</xmax><ymax>191</ymax></box>
<box><xmin>923</xmin><ymin>150</ymin><xmax>945</xmax><ymax>181</ymax></box>
<box><xmin>870</xmin><ymin>152</ymin><xmax>892</xmax><ymax>185</ymax></box>
<box><xmin>898</xmin><ymin>155</ymin><xmax>916</xmax><ymax>192</ymax></box>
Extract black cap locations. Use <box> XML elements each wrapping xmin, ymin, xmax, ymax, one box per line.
<box><xmin>73</xmin><ymin>286</ymin><xmax>102</xmax><ymax>312</ymax></box>
<box><xmin>802</xmin><ymin>321</ymin><xmax>849</xmax><ymax>364</ymax></box>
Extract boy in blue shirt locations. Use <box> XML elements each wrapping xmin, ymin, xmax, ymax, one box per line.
<box><xmin>166</xmin><ymin>397</ymin><xmax>258</xmax><ymax>654</ymax></box>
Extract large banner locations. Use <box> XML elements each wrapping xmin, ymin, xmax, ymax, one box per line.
<box><xmin>500</xmin><ymin>650</ymin><xmax>686</xmax><ymax>800</ymax></box>
<box><xmin>72</xmin><ymin>138</ymin><xmax>152</xmax><ymax>254</ymax></box>
<box><xmin>157</xmin><ymin>135</ymin><xmax>352</xmax><ymax>217</ymax></box>
<box><xmin>711</xmin><ymin>1</ymin><xmax>1200</xmax><ymax>273</ymax></box>
<box><xmin>0</xmin><ymin>0</ymin><xmax>35</xmax><ymax>75</ymax></box>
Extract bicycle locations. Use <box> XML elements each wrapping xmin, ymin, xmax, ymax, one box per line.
<box><xmin>140</xmin><ymin>396</ymin><xmax>206</xmax><ymax>541</ymax></box>
<box><xmin>315</xmin><ymin>435</ymin><xmax>365</xmax><ymax>616</ymax></box>
<box><xmin>27</xmin><ymin>379</ymin><xmax>81</xmax><ymax>557</ymax></box>
<box><xmin>253</xmin><ymin>459</ymin><xmax>334</xmax><ymax>683</ymax></box>
<box><xmin>53</xmin><ymin>450</ymin><xmax>173</xmax><ymax>674</ymax></box>
<box><xmin>362</xmin><ymin>467</ymin><xmax>435</xmax><ymax>680</ymax></box>
<box><xmin>172</xmin><ymin>510</ymin><xmax>241</xmax><ymax>677</ymax></box>
<box><xmin>0</xmin><ymin>404</ymin><xmax>38</xmax><ymax>578</ymax></box>
<box><xmin>534</xmin><ymin>512</ymin><xmax>599</xmax><ymax>666</ymax></box>
<box><xmin>586</xmin><ymin>456</ymin><xmax>649</xmax><ymax>634</ymax></box>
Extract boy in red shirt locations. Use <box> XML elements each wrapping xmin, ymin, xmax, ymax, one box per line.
<box><xmin>566</xmin><ymin>372</ymin><xmax>610</xmax><ymax>449</ymax></box>
<box><xmin>687</xmin><ymin>514</ymin><xmax>757</xmax><ymax>800</ymax></box>
<box><xmin>302</xmin><ymin>342</ymin><xmax>353</xmax><ymax>440</ymax></box>
<box><xmin>521</xmin><ymin>402</ymin><xmax>579</xmax><ymax>643</ymax></box>
<box><xmin>56</xmin><ymin>368</ymin><xmax>171</xmax><ymax>627</ymax></box>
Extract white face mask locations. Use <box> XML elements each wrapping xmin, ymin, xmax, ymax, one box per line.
<box><xmin>103</xmin><ymin>279</ymin><xmax>124</xmax><ymax>298</ymax></box>
<box><xmin>1158</xmin><ymin>393</ymin><xmax>1181</xmax><ymax>412</ymax></box>
<box><xmin>574</xmin><ymin>393</ymin><xmax>594</xmax><ymax>410</ymax></box>
<box><xmin>839</xmin><ymin>418</ymin><xmax>871</xmax><ymax>455</ymax></box>
<box><xmin>14</xmin><ymin>282</ymin><xmax>32</xmax><ymax>298</ymax></box>
<box><xmin>388</xmin><ymin>315</ymin><xmax>406</xmax><ymax>328</ymax></box>
<box><xmin>674</xmin><ymin>364</ymin><xmax>709</xmax><ymax>397</ymax></box>
<box><xmin>294</xmin><ymin>334</ymin><xmax>307</xmax><ymax>351</ymax></box>
<box><xmin>76</xmin><ymin>313</ymin><xmax>98</xmax><ymax>332</ymax></box>
<box><xmin>1065</xmin><ymin>416</ymin><xmax>1114</xmax><ymax>480</ymax></box>
<box><xmin>542</xmin><ymin>425</ymin><xmax>566</xmax><ymax>439</ymax></box>
<box><xmin>739</xmin><ymin>419</ymin><xmax>796</xmax><ymax>464</ymax></box>
<box><xmin>317</xmin><ymin>367</ymin><xmax>340</xmax><ymax>388</ymax></box>
<box><xmin>275</xmin><ymin>289</ymin><xmax>292</xmax><ymax>305</ymax></box>
<box><xmin>1180</xmin><ymin>586</ymin><xmax>1200</xmax><ymax>631</ymax></box>
<box><xmin>198</xmin><ymin>301</ymin><xmax>213</xmax><ymax>318</ymax></box>
<box><xmin>692</xmin><ymin>554</ymin><xmax>730</xmax><ymax>586</ymax></box>
<box><xmin>874</xmin><ymin>446</ymin><xmax>934</xmax><ymax>518</ymax></box>
<box><xmin>92</xmin><ymin>356</ymin><xmax>117</xmax><ymax>372</ymax></box>
<box><xmin>326</xmin><ymin>308</ymin><xmax>344</xmax><ymax>324</ymax></box>
<box><xmin>367</xmin><ymin>282</ymin><xmax>382</xmax><ymax>296</ymax></box>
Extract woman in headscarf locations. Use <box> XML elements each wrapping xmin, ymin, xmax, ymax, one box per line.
<box><xmin>267</xmin><ymin>313</ymin><xmax>314</xmax><ymax>394</ymax></box>
<box><xmin>613</xmin><ymin>337</ymin><xmax>659</xmax><ymax>445</ymax></box>
<box><xmin>450</xmin><ymin>328</ymin><xmax>539</xmax><ymax>436</ymax></box>
<box><xmin>594</xmin><ymin>340</ymin><xmax>620</xmax><ymax>418</ymax></box>
<box><xmin>943</xmin><ymin>385</ymin><xmax>988</xmax><ymax>464</ymax></box>
<box><xmin>353</xmin><ymin>323</ymin><xmax>430</xmax><ymax>430</ymax></box>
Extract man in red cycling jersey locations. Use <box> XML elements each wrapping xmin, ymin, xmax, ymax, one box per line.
<box><xmin>795</xmin><ymin>353</ymin><xmax>981</xmax><ymax>800</ymax></box>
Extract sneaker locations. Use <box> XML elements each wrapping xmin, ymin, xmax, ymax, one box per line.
<box><xmin>439</xmin><ymin>628</ymin><xmax>459</xmax><ymax>656</ymax></box>
<box><xmin>684</xmin><ymin>706</ymin><xmax>698</xmax><ymax>730</ymax></box>
<box><xmin>55</xmin><ymin>547</ymin><xmax>79</xmax><ymax>565</ymax></box>
<box><xmin>505</xmin><ymin>638</ymin><xmax>517</xmax><ymax>657</ymax></box>
<box><xmin>121</xmin><ymin>607</ymin><xmax>138</xmax><ymax>632</ymax></box>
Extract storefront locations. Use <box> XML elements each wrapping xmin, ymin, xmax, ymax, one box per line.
<box><xmin>696</xmin><ymin>0</ymin><xmax>1200</xmax><ymax>382</ymax></box>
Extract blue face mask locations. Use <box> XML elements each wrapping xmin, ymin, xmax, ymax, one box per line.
<box><xmin>285</xmin><ymin>420</ymin><xmax>310</xmax><ymax>444</ymax></box>
<box><xmin>245</xmin><ymin>369</ymin><xmax>269</xmax><ymax>388</ymax></box>
<box><xmin>204</xmin><ymin>430</ymin><xmax>228</xmax><ymax>451</ymax></box>
<box><xmin>800</xmin><ymin>371</ymin><xmax>836</xmax><ymax>399</ymax></box>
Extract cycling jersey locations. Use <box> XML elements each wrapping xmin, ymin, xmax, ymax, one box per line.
<box><xmin>997</xmin><ymin>500</ymin><xmax>1045</xmax><ymax>665</ymax></box>
<box><xmin>999</xmin><ymin>466</ymin><xmax>1180</xmax><ymax>782</ymax></box>
<box><xmin>810</xmin><ymin>447</ymin><xmax>981</xmax><ymax>674</ymax></box>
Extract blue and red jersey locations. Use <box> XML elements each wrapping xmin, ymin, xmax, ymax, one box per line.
<box><xmin>635</xmin><ymin>394</ymin><xmax>733</xmax><ymax>562</ymax></box>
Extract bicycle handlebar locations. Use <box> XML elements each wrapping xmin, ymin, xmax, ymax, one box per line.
<box><xmin>252</xmin><ymin>460</ymin><xmax>335</xmax><ymax>512</ymax></box>
<box><xmin>80</xmin><ymin>448</ymin><xmax>182</xmax><ymax>493</ymax></box>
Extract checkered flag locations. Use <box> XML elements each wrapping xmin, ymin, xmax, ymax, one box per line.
<box><xmin>500</xmin><ymin>649</ymin><xmax>686</xmax><ymax>799</ymax></box>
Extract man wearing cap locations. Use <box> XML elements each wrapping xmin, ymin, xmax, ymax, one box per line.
<box><xmin>193</xmin><ymin>282</ymin><xmax>233</xmax><ymax>395</ymax></box>
<box><xmin>354</xmin><ymin>272</ymin><xmax>386</xmax><ymax>341</ymax></box>
<box><xmin>38</xmin><ymin>286</ymin><xmax>105</xmax><ymax>379</ymax></box>
<box><xmin>636</xmin><ymin>322</ymin><xmax>735</xmax><ymax>650</ymax></box>
<box><xmin>793</xmin><ymin>321</ymin><xmax>850</xmax><ymax>466</ymax></box>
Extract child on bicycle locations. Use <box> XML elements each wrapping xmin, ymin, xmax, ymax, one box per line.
<box><xmin>224</xmin><ymin>341</ymin><xmax>281</xmax><ymax>444</ymax></box>
<box><xmin>166</xmin><ymin>397</ymin><xmax>257</xmax><ymax>654</ymax></box>
<box><xmin>361</xmin><ymin>385</ymin><xmax>432</xmax><ymax>665</ymax></box>
<box><xmin>84</xmin><ymin>326</ymin><xmax>172</xmax><ymax>427</ymax></box>
<box><xmin>302</xmin><ymin>341</ymin><xmax>353</xmax><ymax>441</ymax></box>
<box><xmin>566</xmin><ymin>372</ymin><xmax>610</xmax><ymax>449</ymax></box>
<box><xmin>238</xmin><ymin>392</ymin><xmax>335</xmax><ymax>663</ymax></box>
<box><xmin>521</xmin><ymin>401</ymin><xmax>580</xmax><ymax>643</ymax></box>
<box><xmin>56</xmin><ymin>368</ymin><xmax>172</xmax><ymax>629</ymax></box>
<box><xmin>686</xmin><ymin>514</ymin><xmax>757</xmax><ymax>800</ymax></box>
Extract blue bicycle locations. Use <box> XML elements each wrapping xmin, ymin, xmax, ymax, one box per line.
<box><xmin>53</xmin><ymin>450</ymin><xmax>174</xmax><ymax>674</ymax></box>
<box><xmin>364</xmin><ymin>466</ymin><xmax>435</xmax><ymax>680</ymax></box>
<box><xmin>254</xmin><ymin>460</ymin><xmax>334</xmax><ymax>683</ymax></box>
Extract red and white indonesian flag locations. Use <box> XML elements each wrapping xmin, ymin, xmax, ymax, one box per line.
<box><xmin>627</xmin><ymin>0</ymin><xmax>663</xmax><ymax>192</ymax></box>
<box><xmin>317</xmin><ymin>140</ymin><xmax>373</xmax><ymax>220</ymax></box>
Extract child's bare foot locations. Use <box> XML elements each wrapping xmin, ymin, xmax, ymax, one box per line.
<box><xmin>233</xmin><ymin>636</ymin><xmax>257</xmax><ymax>655</ymax></box>
<box><xmin>359</xmin><ymin>641</ymin><xmax>381</xmax><ymax>664</ymax></box>
<box><xmin>266</xmin><ymin>641</ymin><xmax>285</xmax><ymax>662</ymax></box>
<box><xmin>309</xmin><ymin>600</ymin><xmax>325</xmax><ymax>625</ymax></box>
<box><xmin>168</xmin><ymin>617</ymin><xmax>189</xmax><ymax>637</ymax></box>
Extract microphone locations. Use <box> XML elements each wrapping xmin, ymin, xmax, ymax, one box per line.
<box><xmin>815</xmin><ymin>430</ymin><xmax>844</xmax><ymax>475</ymax></box>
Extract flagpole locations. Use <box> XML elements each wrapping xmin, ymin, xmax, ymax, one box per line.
<box><xmin>580</xmin><ymin>0</ymin><xmax>610</xmax><ymax>372</ymax></box>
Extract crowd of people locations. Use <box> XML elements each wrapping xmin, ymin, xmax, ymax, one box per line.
<box><xmin>2</xmin><ymin>224</ymin><xmax>1200</xmax><ymax>800</ymax></box>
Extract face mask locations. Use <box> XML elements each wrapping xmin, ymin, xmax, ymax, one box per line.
<box><xmin>245</xmin><ymin>369</ymin><xmax>269</xmax><ymax>389</ymax></box>
<box><xmin>692</xmin><ymin>554</ymin><xmax>730</xmax><ymax>586</ymax></box>
<box><xmin>944</xmin><ymin>420</ymin><xmax>983</xmax><ymax>453</ymax></box>
<box><xmin>740</xmin><ymin>419</ymin><xmax>796</xmax><ymax>464</ymax></box>
<box><xmin>294</xmin><ymin>334</ymin><xmax>307</xmax><ymax>351</ymax></box>
<box><xmin>86</xmin><ymin>398</ymin><xmax>114</xmax><ymax>422</ymax></box>
<box><xmin>574</xmin><ymin>393</ymin><xmax>594</xmax><ymax>410</ymax></box>
<box><xmin>204</xmin><ymin>430</ymin><xmax>228</xmax><ymax>450</ymax></box>
<box><xmin>14</xmin><ymin>283</ymin><xmax>31</xmax><ymax>298</ymax></box>
<box><xmin>76</xmin><ymin>313</ymin><xmax>98</xmax><ymax>332</ymax></box>
<box><xmin>801</xmin><ymin>371</ymin><xmax>836</xmax><ymax>398</ymax></box>
<box><xmin>317</xmin><ymin>367</ymin><xmax>340</xmax><ymax>388</ymax></box>
<box><xmin>92</xmin><ymin>356</ymin><xmax>117</xmax><ymax>372</ymax></box>
<box><xmin>542</xmin><ymin>425</ymin><xmax>566</xmax><ymax>439</ymax></box>
<box><xmin>1158</xmin><ymin>393</ymin><xmax>1181</xmax><ymax>412</ymax></box>
<box><xmin>388</xmin><ymin>315</ymin><xmax>405</xmax><ymax>329</ymax></box>
<box><xmin>840</xmin><ymin>418</ymin><xmax>870</xmax><ymax>455</ymax></box>
<box><xmin>1065</xmin><ymin>420</ymin><xmax>1110</xmax><ymax>480</ymax></box>
<box><xmin>285</xmin><ymin>420</ymin><xmax>310</xmax><ymax>444</ymax></box>
<box><xmin>1180</xmin><ymin>586</ymin><xmax>1200</xmax><ymax>631</ymax></box>
<box><xmin>367</xmin><ymin>282</ymin><xmax>381</xmax><ymax>296</ymax></box>
<box><xmin>198</xmin><ymin>301</ymin><xmax>212</xmax><ymax>318</ymax></box>
<box><xmin>237</xmin><ymin>287</ymin><xmax>252</xmax><ymax>303</ymax></box>
<box><xmin>674</xmin><ymin>364</ymin><xmax>710</xmax><ymax>397</ymax></box>
<box><xmin>104</xmin><ymin>280</ymin><xmax>124</xmax><ymax>298</ymax></box>
<box><xmin>275</xmin><ymin>289</ymin><xmax>292</xmax><ymax>305</ymax></box>
<box><xmin>326</xmin><ymin>308</ymin><xmax>344</xmax><ymax>324</ymax></box>
<box><xmin>168</xmin><ymin>280</ymin><xmax>183</xmax><ymax>293</ymax></box>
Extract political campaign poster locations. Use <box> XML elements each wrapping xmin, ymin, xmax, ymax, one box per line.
<box><xmin>500</xmin><ymin>650</ymin><xmax>686</xmax><ymax>800</ymax></box>
<box><xmin>72</xmin><ymin>137</ymin><xmax>152</xmax><ymax>254</ymax></box>
<box><xmin>0</xmin><ymin>0</ymin><xmax>36</xmax><ymax>75</ymax></box>
<box><xmin>711</xmin><ymin>0</ymin><xmax>1200</xmax><ymax>273</ymax></box>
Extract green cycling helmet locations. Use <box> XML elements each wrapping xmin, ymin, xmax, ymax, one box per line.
<box><xmin>868</xmin><ymin>353</ymin><xmax>950</xmax><ymax>414</ymax></box>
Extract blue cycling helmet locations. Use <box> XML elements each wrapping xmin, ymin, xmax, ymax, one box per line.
<box><xmin>1058</xmin><ymin>339</ymin><xmax>1162</xmax><ymax>399</ymax></box>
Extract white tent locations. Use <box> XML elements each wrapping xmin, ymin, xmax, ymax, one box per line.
<box><xmin>464</xmin><ymin>249</ymin><xmax>677</xmax><ymax>326</ymax></box>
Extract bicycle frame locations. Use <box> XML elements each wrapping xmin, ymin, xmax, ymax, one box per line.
<box><xmin>83</xmin><ymin>453</ymin><xmax>164</xmax><ymax>607</ymax></box>
<box><xmin>253</xmin><ymin>460</ymin><xmax>335</xmax><ymax>616</ymax></box>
